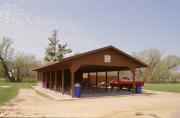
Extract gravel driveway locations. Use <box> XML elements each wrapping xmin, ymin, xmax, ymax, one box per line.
<box><xmin>0</xmin><ymin>88</ymin><xmax>180</xmax><ymax>117</ymax></box>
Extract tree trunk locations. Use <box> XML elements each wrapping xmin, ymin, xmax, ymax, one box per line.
<box><xmin>0</xmin><ymin>56</ymin><xmax>15</xmax><ymax>82</ymax></box>
<box><xmin>16</xmin><ymin>67</ymin><xmax>21</xmax><ymax>82</ymax></box>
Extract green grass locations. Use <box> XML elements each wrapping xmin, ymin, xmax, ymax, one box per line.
<box><xmin>143</xmin><ymin>83</ymin><xmax>180</xmax><ymax>93</ymax></box>
<box><xmin>0</xmin><ymin>79</ymin><xmax>37</xmax><ymax>105</ymax></box>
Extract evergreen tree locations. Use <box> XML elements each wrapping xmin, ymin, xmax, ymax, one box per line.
<box><xmin>44</xmin><ymin>29</ymin><xmax>72</xmax><ymax>62</ymax></box>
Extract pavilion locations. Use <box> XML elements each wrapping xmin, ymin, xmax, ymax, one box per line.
<box><xmin>33</xmin><ymin>45</ymin><xmax>148</xmax><ymax>97</ymax></box>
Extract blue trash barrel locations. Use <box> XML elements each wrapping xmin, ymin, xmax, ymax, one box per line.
<box><xmin>74</xmin><ymin>83</ymin><xmax>81</xmax><ymax>98</ymax></box>
<box><xmin>135</xmin><ymin>85</ymin><xmax>142</xmax><ymax>94</ymax></box>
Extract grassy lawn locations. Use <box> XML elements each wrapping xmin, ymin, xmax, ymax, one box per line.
<box><xmin>143</xmin><ymin>83</ymin><xmax>180</xmax><ymax>93</ymax></box>
<box><xmin>0</xmin><ymin>79</ymin><xmax>37</xmax><ymax>105</ymax></box>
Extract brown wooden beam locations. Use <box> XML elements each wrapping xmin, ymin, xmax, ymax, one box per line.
<box><xmin>71</xmin><ymin>72</ymin><xmax>74</xmax><ymax>97</ymax></box>
<box><xmin>38</xmin><ymin>72</ymin><xmax>40</xmax><ymax>81</ymax></box>
<box><xmin>46</xmin><ymin>72</ymin><xmax>49</xmax><ymax>88</ymax></box>
<box><xmin>45</xmin><ymin>72</ymin><xmax>47</xmax><ymax>88</ymax></box>
<box><xmin>61</xmin><ymin>69</ymin><xmax>64</xmax><ymax>95</ymax></box>
<box><xmin>40</xmin><ymin>72</ymin><xmax>42</xmax><ymax>82</ymax></box>
<box><xmin>117</xmin><ymin>71</ymin><xmax>120</xmax><ymax>90</ymax></box>
<box><xmin>43</xmin><ymin>72</ymin><xmax>45</xmax><ymax>88</ymax></box>
<box><xmin>42</xmin><ymin>72</ymin><xmax>44</xmax><ymax>87</ymax></box>
<box><xmin>55</xmin><ymin>71</ymin><xmax>57</xmax><ymax>92</ymax></box>
<box><xmin>105</xmin><ymin>71</ymin><xmax>108</xmax><ymax>91</ymax></box>
<box><xmin>87</xmin><ymin>72</ymin><xmax>90</xmax><ymax>90</ymax></box>
<box><xmin>40</xmin><ymin>72</ymin><xmax>41</xmax><ymax>81</ymax></box>
<box><xmin>132</xmin><ymin>70</ymin><xmax>136</xmax><ymax>94</ymax></box>
<box><xmin>49</xmin><ymin>71</ymin><xmax>52</xmax><ymax>89</ymax></box>
<box><xmin>96</xmin><ymin>72</ymin><xmax>97</xmax><ymax>89</ymax></box>
<box><xmin>37</xmin><ymin>72</ymin><xmax>39</xmax><ymax>81</ymax></box>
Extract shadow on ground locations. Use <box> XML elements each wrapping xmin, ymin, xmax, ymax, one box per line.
<box><xmin>81</xmin><ymin>88</ymin><xmax>132</xmax><ymax>98</ymax></box>
<box><xmin>136</xmin><ymin>112</ymin><xmax>161</xmax><ymax>118</ymax></box>
<box><xmin>81</xmin><ymin>88</ymin><xmax>155</xmax><ymax>98</ymax></box>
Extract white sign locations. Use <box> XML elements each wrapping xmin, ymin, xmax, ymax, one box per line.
<box><xmin>104</xmin><ymin>55</ymin><xmax>111</xmax><ymax>63</ymax></box>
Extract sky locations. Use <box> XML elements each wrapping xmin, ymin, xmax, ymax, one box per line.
<box><xmin>0</xmin><ymin>0</ymin><xmax>180</xmax><ymax>59</ymax></box>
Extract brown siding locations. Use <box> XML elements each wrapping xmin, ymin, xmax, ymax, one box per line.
<box><xmin>71</xmin><ymin>48</ymin><xmax>138</xmax><ymax>72</ymax></box>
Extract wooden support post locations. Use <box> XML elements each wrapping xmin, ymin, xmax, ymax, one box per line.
<box><xmin>40</xmin><ymin>72</ymin><xmax>43</xmax><ymax>82</ymax></box>
<box><xmin>117</xmin><ymin>71</ymin><xmax>120</xmax><ymax>90</ymax></box>
<box><xmin>53</xmin><ymin>71</ymin><xmax>55</xmax><ymax>90</ymax></box>
<box><xmin>105</xmin><ymin>71</ymin><xmax>108</xmax><ymax>91</ymax></box>
<box><xmin>39</xmin><ymin>72</ymin><xmax>41</xmax><ymax>81</ymax></box>
<box><xmin>42</xmin><ymin>72</ymin><xmax>43</xmax><ymax>81</ymax></box>
<box><xmin>40</xmin><ymin>72</ymin><xmax>42</xmax><ymax>81</ymax></box>
<box><xmin>40</xmin><ymin>72</ymin><xmax>42</xmax><ymax>82</ymax></box>
<box><xmin>41</xmin><ymin>72</ymin><xmax>43</xmax><ymax>85</ymax></box>
<box><xmin>38</xmin><ymin>72</ymin><xmax>40</xmax><ymax>81</ymax></box>
<box><xmin>39</xmin><ymin>72</ymin><xmax>40</xmax><ymax>81</ymax></box>
<box><xmin>49</xmin><ymin>71</ymin><xmax>52</xmax><ymax>89</ymax></box>
<box><xmin>39</xmin><ymin>72</ymin><xmax>41</xmax><ymax>87</ymax></box>
<box><xmin>46</xmin><ymin>72</ymin><xmax>49</xmax><ymax>88</ymax></box>
<box><xmin>87</xmin><ymin>73</ymin><xmax>90</xmax><ymax>90</ymax></box>
<box><xmin>132</xmin><ymin>70</ymin><xmax>136</xmax><ymax>94</ymax></box>
<box><xmin>61</xmin><ymin>69</ymin><xmax>64</xmax><ymax>95</ymax></box>
<box><xmin>42</xmin><ymin>72</ymin><xmax>44</xmax><ymax>87</ymax></box>
<box><xmin>40</xmin><ymin>72</ymin><xmax>41</xmax><ymax>81</ymax></box>
<box><xmin>96</xmin><ymin>72</ymin><xmax>98</xmax><ymax>89</ymax></box>
<box><xmin>55</xmin><ymin>71</ymin><xmax>57</xmax><ymax>92</ymax></box>
<box><xmin>71</xmin><ymin>72</ymin><xmax>74</xmax><ymax>97</ymax></box>
<box><xmin>43</xmin><ymin>72</ymin><xmax>45</xmax><ymax>88</ymax></box>
<box><xmin>45</xmin><ymin>72</ymin><xmax>47</xmax><ymax>88</ymax></box>
<box><xmin>37</xmin><ymin>72</ymin><xmax>39</xmax><ymax>81</ymax></box>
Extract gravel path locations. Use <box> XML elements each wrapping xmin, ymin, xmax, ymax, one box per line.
<box><xmin>0</xmin><ymin>88</ymin><xmax>180</xmax><ymax>117</ymax></box>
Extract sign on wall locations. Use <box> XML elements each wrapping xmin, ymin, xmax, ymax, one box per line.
<box><xmin>104</xmin><ymin>55</ymin><xmax>111</xmax><ymax>63</ymax></box>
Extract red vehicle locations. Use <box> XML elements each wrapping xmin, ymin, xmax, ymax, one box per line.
<box><xmin>109</xmin><ymin>77</ymin><xmax>144</xmax><ymax>90</ymax></box>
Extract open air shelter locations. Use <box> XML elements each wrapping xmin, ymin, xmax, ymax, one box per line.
<box><xmin>34</xmin><ymin>46</ymin><xmax>147</xmax><ymax>97</ymax></box>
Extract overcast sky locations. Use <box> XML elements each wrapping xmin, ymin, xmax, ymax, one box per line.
<box><xmin>0</xmin><ymin>0</ymin><xmax>180</xmax><ymax>59</ymax></box>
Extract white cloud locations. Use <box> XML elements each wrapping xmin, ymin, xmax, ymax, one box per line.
<box><xmin>0</xmin><ymin>2</ymin><xmax>82</xmax><ymax>59</ymax></box>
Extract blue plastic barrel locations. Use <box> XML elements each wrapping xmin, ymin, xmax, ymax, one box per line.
<box><xmin>135</xmin><ymin>85</ymin><xmax>142</xmax><ymax>94</ymax></box>
<box><xmin>74</xmin><ymin>83</ymin><xmax>81</xmax><ymax>98</ymax></box>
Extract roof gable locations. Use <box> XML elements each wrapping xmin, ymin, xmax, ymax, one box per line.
<box><xmin>34</xmin><ymin>45</ymin><xmax>148</xmax><ymax>71</ymax></box>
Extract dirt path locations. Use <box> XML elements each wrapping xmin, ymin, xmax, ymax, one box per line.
<box><xmin>0</xmin><ymin>88</ymin><xmax>180</xmax><ymax>117</ymax></box>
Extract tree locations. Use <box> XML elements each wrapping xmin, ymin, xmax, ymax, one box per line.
<box><xmin>0</xmin><ymin>37</ymin><xmax>15</xmax><ymax>82</ymax></box>
<box><xmin>133</xmin><ymin>48</ymin><xmax>162</xmax><ymax>82</ymax></box>
<box><xmin>57</xmin><ymin>43</ymin><xmax>72</xmax><ymax>59</ymax></box>
<box><xmin>44</xmin><ymin>29</ymin><xmax>72</xmax><ymax>62</ymax></box>
<box><xmin>13</xmin><ymin>53</ymin><xmax>41</xmax><ymax>82</ymax></box>
<box><xmin>0</xmin><ymin>37</ymin><xmax>41</xmax><ymax>82</ymax></box>
<box><xmin>133</xmin><ymin>48</ymin><xmax>180</xmax><ymax>83</ymax></box>
<box><xmin>156</xmin><ymin>55</ymin><xmax>180</xmax><ymax>82</ymax></box>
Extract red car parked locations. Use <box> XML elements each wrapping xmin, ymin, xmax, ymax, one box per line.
<box><xmin>109</xmin><ymin>77</ymin><xmax>144</xmax><ymax>90</ymax></box>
